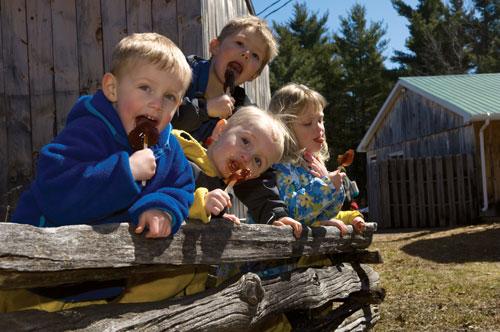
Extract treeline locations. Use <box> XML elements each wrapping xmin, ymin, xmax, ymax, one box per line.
<box><xmin>267</xmin><ymin>0</ymin><xmax>499</xmax><ymax>203</ymax></box>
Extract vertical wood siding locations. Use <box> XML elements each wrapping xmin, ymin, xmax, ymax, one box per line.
<box><xmin>0</xmin><ymin>0</ymin><xmax>270</xmax><ymax>221</ymax></box>
<box><xmin>369</xmin><ymin>155</ymin><xmax>478</xmax><ymax>228</ymax></box>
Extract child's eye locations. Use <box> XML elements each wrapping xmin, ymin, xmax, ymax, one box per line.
<box><xmin>164</xmin><ymin>94</ymin><xmax>177</xmax><ymax>103</ymax></box>
<box><xmin>241</xmin><ymin>137</ymin><xmax>249</xmax><ymax>145</ymax></box>
<box><xmin>139</xmin><ymin>85</ymin><xmax>152</xmax><ymax>92</ymax></box>
<box><xmin>252</xmin><ymin>52</ymin><xmax>260</xmax><ymax>61</ymax></box>
<box><xmin>236</xmin><ymin>41</ymin><xmax>244</xmax><ymax>47</ymax></box>
<box><xmin>254</xmin><ymin>156</ymin><xmax>262</xmax><ymax>168</ymax></box>
<box><xmin>303</xmin><ymin>122</ymin><xmax>312</xmax><ymax>126</ymax></box>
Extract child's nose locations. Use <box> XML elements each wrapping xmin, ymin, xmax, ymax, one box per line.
<box><xmin>149</xmin><ymin>96</ymin><xmax>163</xmax><ymax>110</ymax></box>
<box><xmin>241</xmin><ymin>50</ymin><xmax>250</xmax><ymax>60</ymax></box>
<box><xmin>240</xmin><ymin>152</ymin><xmax>251</xmax><ymax>163</ymax></box>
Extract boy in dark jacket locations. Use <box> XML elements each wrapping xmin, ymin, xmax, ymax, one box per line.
<box><xmin>172</xmin><ymin>15</ymin><xmax>290</xmax><ymax>225</ymax></box>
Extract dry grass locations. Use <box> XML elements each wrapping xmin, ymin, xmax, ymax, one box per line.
<box><xmin>371</xmin><ymin>222</ymin><xmax>500</xmax><ymax>331</ymax></box>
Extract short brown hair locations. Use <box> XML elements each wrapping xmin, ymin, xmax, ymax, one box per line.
<box><xmin>111</xmin><ymin>32</ymin><xmax>191</xmax><ymax>92</ymax></box>
<box><xmin>217</xmin><ymin>15</ymin><xmax>278</xmax><ymax>73</ymax></box>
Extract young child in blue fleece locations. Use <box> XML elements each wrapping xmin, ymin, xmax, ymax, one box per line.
<box><xmin>268</xmin><ymin>83</ymin><xmax>366</xmax><ymax>236</ymax></box>
<box><xmin>2</xmin><ymin>33</ymin><xmax>196</xmax><ymax>313</ymax></box>
<box><xmin>12</xmin><ymin>33</ymin><xmax>194</xmax><ymax>238</ymax></box>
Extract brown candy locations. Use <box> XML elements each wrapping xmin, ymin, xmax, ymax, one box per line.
<box><xmin>128</xmin><ymin>116</ymin><xmax>159</xmax><ymax>152</ymax></box>
<box><xmin>224</xmin><ymin>69</ymin><xmax>235</xmax><ymax>96</ymax></box>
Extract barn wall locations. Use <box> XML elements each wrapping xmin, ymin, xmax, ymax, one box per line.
<box><xmin>367</xmin><ymin>89</ymin><xmax>472</xmax><ymax>159</ymax></box>
<box><xmin>473</xmin><ymin>120</ymin><xmax>500</xmax><ymax>209</ymax></box>
<box><xmin>0</xmin><ymin>0</ymin><xmax>270</xmax><ymax>221</ymax></box>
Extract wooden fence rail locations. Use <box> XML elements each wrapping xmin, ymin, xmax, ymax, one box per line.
<box><xmin>0</xmin><ymin>220</ymin><xmax>383</xmax><ymax>331</ymax></box>
<box><xmin>369</xmin><ymin>154</ymin><xmax>477</xmax><ymax>228</ymax></box>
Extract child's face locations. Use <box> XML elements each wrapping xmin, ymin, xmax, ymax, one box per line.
<box><xmin>105</xmin><ymin>61</ymin><xmax>184</xmax><ymax>135</ymax></box>
<box><xmin>210</xmin><ymin>27</ymin><xmax>267</xmax><ymax>86</ymax></box>
<box><xmin>292</xmin><ymin>106</ymin><xmax>325</xmax><ymax>154</ymax></box>
<box><xmin>208</xmin><ymin>122</ymin><xmax>281</xmax><ymax>180</ymax></box>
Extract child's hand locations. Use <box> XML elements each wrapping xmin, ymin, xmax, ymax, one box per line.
<box><xmin>129</xmin><ymin>149</ymin><xmax>156</xmax><ymax>181</ymax></box>
<box><xmin>304</xmin><ymin>151</ymin><xmax>345</xmax><ymax>190</ymax></box>
<box><xmin>328</xmin><ymin>169</ymin><xmax>345</xmax><ymax>191</ymax></box>
<box><xmin>319</xmin><ymin>219</ymin><xmax>348</xmax><ymax>237</ymax></box>
<box><xmin>205</xmin><ymin>189</ymin><xmax>232</xmax><ymax>216</ymax></box>
<box><xmin>222</xmin><ymin>213</ymin><xmax>240</xmax><ymax>225</ymax></box>
<box><xmin>352</xmin><ymin>216</ymin><xmax>366</xmax><ymax>234</ymax></box>
<box><xmin>135</xmin><ymin>209</ymin><xmax>172</xmax><ymax>238</ymax></box>
<box><xmin>273</xmin><ymin>217</ymin><xmax>302</xmax><ymax>239</ymax></box>
<box><xmin>207</xmin><ymin>95</ymin><xmax>235</xmax><ymax>119</ymax></box>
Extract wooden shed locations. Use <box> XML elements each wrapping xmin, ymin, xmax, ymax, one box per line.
<box><xmin>0</xmin><ymin>0</ymin><xmax>270</xmax><ymax>222</ymax></box>
<box><xmin>357</xmin><ymin>73</ymin><xmax>500</xmax><ymax>229</ymax></box>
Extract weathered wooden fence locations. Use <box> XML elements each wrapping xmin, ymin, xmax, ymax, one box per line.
<box><xmin>0</xmin><ymin>220</ymin><xmax>383</xmax><ymax>331</ymax></box>
<box><xmin>368</xmin><ymin>154</ymin><xmax>478</xmax><ymax>228</ymax></box>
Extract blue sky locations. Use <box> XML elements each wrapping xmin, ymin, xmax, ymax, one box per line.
<box><xmin>251</xmin><ymin>0</ymin><xmax>420</xmax><ymax>68</ymax></box>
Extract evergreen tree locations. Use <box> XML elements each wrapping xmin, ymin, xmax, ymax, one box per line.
<box><xmin>469</xmin><ymin>0</ymin><xmax>500</xmax><ymax>72</ymax></box>
<box><xmin>391</xmin><ymin>0</ymin><xmax>474</xmax><ymax>75</ymax></box>
<box><xmin>329</xmin><ymin>4</ymin><xmax>392</xmax><ymax>197</ymax></box>
<box><xmin>269</xmin><ymin>2</ymin><xmax>339</xmax><ymax>95</ymax></box>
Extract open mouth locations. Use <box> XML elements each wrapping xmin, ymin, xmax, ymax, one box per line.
<box><xmin>227</xmin><ymin>61</ymin><xmax>243</xmax><ymax>75</ymax></box>
<box><xmin>226</xmin><ymin>159</ymin><xmax>251</xmax><ymax>184</ymax></box>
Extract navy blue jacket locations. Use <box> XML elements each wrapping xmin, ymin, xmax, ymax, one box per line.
<box><xmin>12</xmin><ymin>90</ymin><xmax>194</xmax><ymax>234</ymax></box>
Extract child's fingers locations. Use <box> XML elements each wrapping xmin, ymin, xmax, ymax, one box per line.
<box><xmin>135</xmin><ymin>219</ymin><xmax>146</xmax><ymax>234</ymax></box>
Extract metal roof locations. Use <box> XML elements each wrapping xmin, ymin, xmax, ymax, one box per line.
<box><xmin>357</xmin><ymin>73</ymin><xmax>500</xmax><ymax>152</ymax></box>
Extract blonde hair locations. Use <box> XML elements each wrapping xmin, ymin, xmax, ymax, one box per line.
<box><xmin>111</xmin><ymin>32</ymin><xmax>192</xmax><ymax>93</ymax></box>
<box><xmin>217</xmin><ymin>15</ymin><xmax>278</xmax><ymax>74</ymax></box>
<box><xmin>268</xmin><ymin>83</ymin><xmax>329</xmax><ymax>164</ymax></box>
<box><xmin>226</xmin><ymin>106</ymin><xmax>289</xmax><ymax>164</ymax></box>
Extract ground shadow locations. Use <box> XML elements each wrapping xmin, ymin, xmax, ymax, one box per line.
<box><xmin>400</xmin><ymin>227</ymin><xmax>500</xmax><ymax>263</ymax></box>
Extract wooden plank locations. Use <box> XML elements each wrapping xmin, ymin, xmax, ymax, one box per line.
<box><xmin>152</xmin><ymin>0</ymin><xmax>178</xmax><ymax>45</ymax></box>
<box><xmin>407</xmin><ymin>158</ymin><xmax>417</xmax><ymax>228</ymax></box>
<box><xmin>0</xmin><ymin>265</ymin><xmax>381</xmax><ymax>332</ymax></box>
<box><xmin>0</xmin><ymin>2</ymin><xmax>8</xmax><ymax>221</ymax></box>
<box><xmin>416</xmin><ymin>158</ymin><xmax>426</xmax><ymax>227</ymax></box>
<box><xmin>398</xmin><ymin>159</ymin><xmax>409</xmax><ymax>227</ymax></box>
<box><xmin>0</xmin><ymin>221</ymin><xmax>377</xmax><ymax>289</ymax></box>
<box><xmin>425</xmin><ymin>157</ymin><xmax>435</xmax><ymax>227</ymax></box>
<box><xmin>76</xmin><ymin>0</ymin><xmax>104</xmax><ymax>95</ymax></box>
<box><xmin>177</xmin><ymin>0</ymin><xmax>203</xmax><ymax>55</ymax></box>
<box><xmin>27</xmin><ymin>0</ymin><xmax>55</xmax><ymax>153</ymax></box>
<box><xmin>52</xmin><ymin>0</ymin><xmax>80</xmax><ymax>133</ymax></box>
<box><xmin>465</xmin><ymin>154</ymin><xmax>476</xmax><ymax>221</ymax></box>
<box><xmin>126</xmin><ymin>0</ymin><xmax>152</xmax><ymax>33</ymax></box>
<box><xmin>455</xmin><ymin>154</ymin><xmax>466</xmax><ymax>224</ymax></box>
<box><xmin>435</xmin><ymin>156</ymin><xmax>447</xmax><ymax>227</ymax></box>
<box><xmin>1</xmin><ymin>0</ymin><xmax>33</xmax><ymax>193</ymax></box>
<box><xmin>379</xmin><ymin>160</ymin><xmax>391</xmax><ymax>229</ymax></box>
<box><xmin>367</xmin><ymin>161</ymin><xmax>380</xmax><ymax>225</ymax></box>
<box><xmin>445</xmin><ymin>155</ymin><xmax>457</xmax><ymax>226</ymax></box>
<box><xmin>101</xmin><ymin>0</ymin><xmax>127</xmax><ymax>73</ymax></box>
<box><xmin>389</xmin><ymin>159</ymin><xmax>400</xmax><ymax>228</ymax></box>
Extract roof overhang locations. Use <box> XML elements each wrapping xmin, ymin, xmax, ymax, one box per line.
<box><xmin>357</xmin><ymin>79</ymin><xmax>499</xmax><ymax>153</ymax></box>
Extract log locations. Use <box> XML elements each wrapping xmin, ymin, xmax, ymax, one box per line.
<box><xmin>0</xmin><ymin>220</ymin><xmax>376</xmax><ymax>289</ymax></box>
<box><xmin>0</xmin><ymin>263</ymin><xmax>380</xmax><ymax>332</ymax></box>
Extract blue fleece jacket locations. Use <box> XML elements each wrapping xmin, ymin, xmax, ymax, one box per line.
<box><xmin>12</xmin><ymin>90</ymin><xmax>194</xmax><ymax>234</ymax></box>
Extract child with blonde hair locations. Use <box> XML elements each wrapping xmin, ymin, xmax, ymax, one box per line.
<box><xmin>4</xmin><ymin>32</ymin><xmax>195</xmax><ymax>312</ymax></box>
<box><xmin>269</xmin><ymin>83</ymin><xmax>366</xmax><ymax>235</ymax></box>
<box><xmin>174</xmin><ymin>105</ymin><xmax>290</xmax><ymax>224</ymax></box>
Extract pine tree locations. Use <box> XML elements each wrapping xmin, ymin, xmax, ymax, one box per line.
<box><xmin>391</xmin><ymin>0</ymin><xmax>474</xmax><ymax>75</ymax></box>
<box><xmin>469</xmin><ymin>0</ymin><xmax>500</xmax><ymax>72</ymax></box>
<box><xmin>329</xmin><ymin>3</ymin><xmax>392</xmax><ymax>194</ymax></box>
<box><xmin>269</xmin><ymin>3</ymin><xmax>339</xmax><ymax>95</ymax></box>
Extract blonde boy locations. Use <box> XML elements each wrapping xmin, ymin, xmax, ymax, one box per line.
<box><xmin>4</xmin><ymin>33</ymin><xmax>195</xmax><ymax>312</ymax></box>
<box><xmin>174</xmin><ymin>106</ymin><xmax>288</xmax><ymax>224</ymax></box>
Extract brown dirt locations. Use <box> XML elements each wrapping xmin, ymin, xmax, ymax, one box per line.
<box><xmin>371</xmin><ymin>222</ymin><xmax>500</xmax><ymax>331</ymax></box>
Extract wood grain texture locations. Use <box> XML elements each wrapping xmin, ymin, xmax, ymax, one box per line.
<box><xmin>0</xmin><ymin>220</ymin><xmax>376</xmax><ymax>289</ymax></box>
<box><xmin>0</xmin><ymin>264</ymin><xmax>381</xmax><ymax>332</ymax></box>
